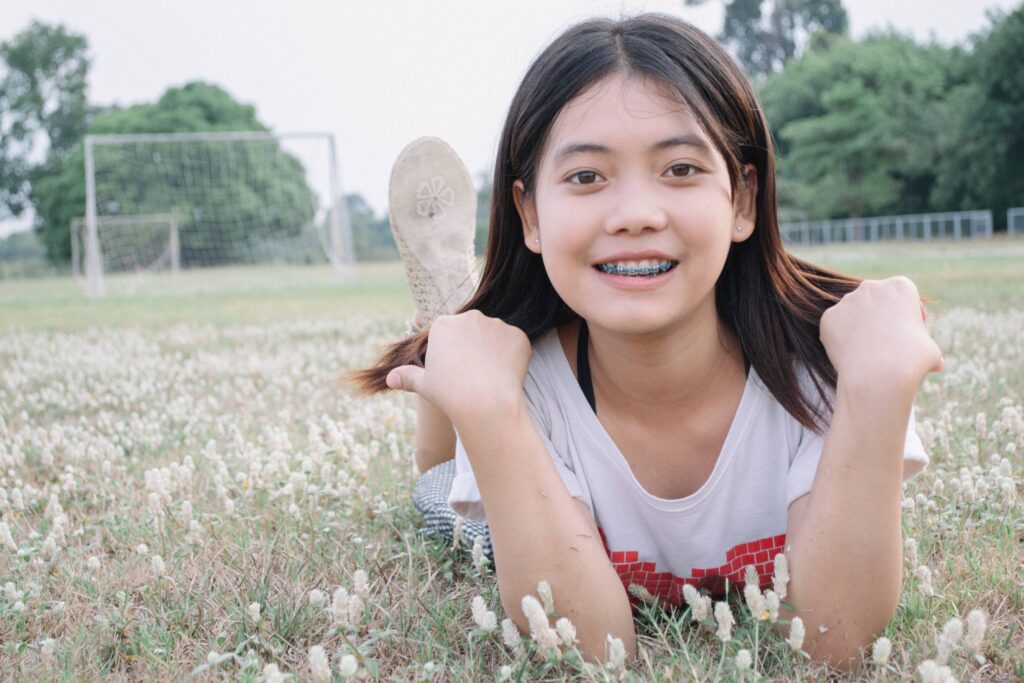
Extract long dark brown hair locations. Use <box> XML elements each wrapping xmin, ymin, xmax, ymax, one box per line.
<box><xmin>351</xmin><ymin>13</ymin><xmax>860</xmax><ymax>432</ymax></box>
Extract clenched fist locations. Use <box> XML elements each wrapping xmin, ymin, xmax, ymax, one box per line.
<box><xmin>819</xmin><ymin>276</ymin><xmax>944</xmax><ymax>398</ymax></box>
<box><xmin>386</xmin><ymin>310</ymin><xmax>533</xmax><ymax>426</ymax></box>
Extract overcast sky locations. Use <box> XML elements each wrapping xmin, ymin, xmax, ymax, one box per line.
<box><xmin>0</xmin><ymin>0</ymin><xmax>1017</xmax><ymax>235</ymax></box>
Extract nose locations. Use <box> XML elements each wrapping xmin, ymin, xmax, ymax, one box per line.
<box><xmin>602</xmin><ymin>175</ymin><xmax>669</xmax><ymax>236</ymax></box>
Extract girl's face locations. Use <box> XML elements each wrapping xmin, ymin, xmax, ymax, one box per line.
<box><xmin>513</xmin><ymin>72</ymin><xmax>757</xmax><ymax>338</ymax></box>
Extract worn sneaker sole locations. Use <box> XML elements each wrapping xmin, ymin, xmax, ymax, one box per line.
<box><xmin>388</xmin><ymin>137</ymin><xmax>479</xmax><ymax>327</ymax></box>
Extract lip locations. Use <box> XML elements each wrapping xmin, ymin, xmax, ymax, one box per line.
<box><xmin>592</xmin><ymin>249</ymin><xmax>677</xmax><ymax>265</ymax></box>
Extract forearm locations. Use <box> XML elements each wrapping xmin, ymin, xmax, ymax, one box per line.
<box><xmin>779</xmin><ymin>380</ymin><xmax>915</xmax><ymax>668</ymax></box>
<box><xmin>454</xmin><ymin>398</ymin><xmax>635</xmax><ymax>661</ymax></box>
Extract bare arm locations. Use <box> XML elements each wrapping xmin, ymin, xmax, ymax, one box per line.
<box><xmin>776</xmin><ymin>380</ymin><xmax>912</xmax><ymax>669</ymax></box>
<box><xmin>455</xmin><ymin>394</ymin><xmax>636</xmax><ymax>661</ymax></box>
<box><xmin>776</xmin><ymin>277</ymin><xmax>943</xmax><ymax>671</ymax></box>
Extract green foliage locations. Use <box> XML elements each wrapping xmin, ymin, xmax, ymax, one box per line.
<box><xmin>33</xmin><ymin>82</ymin><xmax>317</xmax><ymax>265</ymax></box>
<box><xmin>761</xmin><ymin>7</ymin><xmax>1024</xmax><ymax>224</ymax></box>
<box><xmin>348</xmin><ymin>193</ymin><xmax>398</xmax><ymax>261</ymax></box>
<box><xmin>0</xmin><ymin>21</ymin><xmax>90</xmax><ymax>219</ymax></box>
<box><xmin>762</xmin><ymin>33</ymin><xmax>953</xmax><ymax>218</ymax></box>
<box><xmin>685</xmin><ymin>0</ymin><xmax>848</xmax><ymax>77</ymax></box>
<box><xmin>931</xmin><ymin>6</ymin><xmax>1024</xmax><ymax>225</ymax></box>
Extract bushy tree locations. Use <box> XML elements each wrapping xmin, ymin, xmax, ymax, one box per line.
<box><xmin>930</xmin><ymin>7</ymin><xmax>1024</xmax><ymax>226</ymax></box>
<box><xmin>0</xmin><ymin>21</ymin><xmax>90</xmax><ymax>220</ymax></box>
<box><xmin>33</xmin><ymin>81</ymin><xmax>316</xmax><ymax>264</ymax></box>
<box><xmin>685</xmin><ymin>0</ymin><xmax>848</xmax><ymax>78</ymax></box>
<box><xmin>761</xmin><ymin>33</ymin><xmax>954</xmax><ymax>218</ymax></box>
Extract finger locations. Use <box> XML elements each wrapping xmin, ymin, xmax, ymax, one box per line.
<box><xmin>932</xmin><ymin>352</ymin><xmax>945</xmax><ymax>373</ymax></box>
<box><xmin>386</xmin><ymin>365</ymin><xmax>425</xmax><ymax>394</ymax></box>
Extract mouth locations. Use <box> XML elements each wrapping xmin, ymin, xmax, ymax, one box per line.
<box><xmin>593</xmin><ymin>259</ymin><xmax>679</xmax><ymax>278</ymax></box>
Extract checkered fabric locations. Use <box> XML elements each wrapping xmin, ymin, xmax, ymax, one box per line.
<box><xmin>412</xmin><ymin>459</ymin><xmax>493</xmax><ymax>560</ymax></box>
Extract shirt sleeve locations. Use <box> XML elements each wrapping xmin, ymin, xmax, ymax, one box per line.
<box><xmin>447</xmin><ymin>384</ymin><xmax>590</xmax><ymax>522</ymax></box>
<box><xmin>785</xmin><ymin>402</ymin><xmax>930</xmax><ymax>508</ymax></box>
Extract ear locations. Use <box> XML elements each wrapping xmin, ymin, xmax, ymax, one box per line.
<box><xmin>513</xmin><ymin>179</ymin><xmax>541</xmax><ymax>254</ymax></box>
<box><xmin>732</xmin><ymin>163</ymin><xmax>758</xmax><ymax>244</ymax></box>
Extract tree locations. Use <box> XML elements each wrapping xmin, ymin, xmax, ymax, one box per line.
<box><xmin>33</xmin><ymin>81</ymin><xmax>317</xmax><ymax>264</ymax></box>
<box><xmin>0</xmin><ymin>21</ymin><xmax>90</xmax><ymax>220</ymax></box>
<box><xmin>684</xmin><ymin>0</ymin><xmax>848</xmax><ymax>78</ymax></box>
<box><xmin>930</xmin><ymin>7</ymin><xmax>1024</xmax><ymax>227</ymax></box>
<box><xmin>760</xmin><ymin>33</ymin><xmax>954</xmax><ymax>218</ymax></box>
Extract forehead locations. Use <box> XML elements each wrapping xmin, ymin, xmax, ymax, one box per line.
<box><xmin>543</xmin><ymin>72</ymin><xmax>717</xmax><ymax>161</ymax></box>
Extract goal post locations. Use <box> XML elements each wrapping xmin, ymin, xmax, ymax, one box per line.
<box><xmin>82</xmin><ymin>131</ymin><xmax>354</xmax><ymax>296</ymax></box>
<box><xmin>72</xmin><ymin>213</ymin><xmax>180</xmax><ymax>281</ymax></box>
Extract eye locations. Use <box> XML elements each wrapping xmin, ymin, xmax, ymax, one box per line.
<box><xmin>664</xmin><ymin>163</ymin><xmax>698</xmax><ymax>178</ymax></box>
<box><xmin>567</xmin><ymin>170</ymin><xmax>604</xmax><ymax>185</ymax></box>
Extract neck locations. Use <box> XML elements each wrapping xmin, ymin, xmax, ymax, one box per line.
<box><xmin>586</xmin><ymin>298</ymin><xmax>745</xmax><ymax>418</ymax></box>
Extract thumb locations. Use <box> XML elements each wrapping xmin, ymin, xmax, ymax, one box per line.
<box><xmin>385</xmin><ymin>365</ymin><xmax>425</xmax><ymax>394</ymax></box>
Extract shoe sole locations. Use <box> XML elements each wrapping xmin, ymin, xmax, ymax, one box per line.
<box><xmin>388</xmin><ymin>137</ymin><xmax>479</xmax><ymax>327</ymax></box>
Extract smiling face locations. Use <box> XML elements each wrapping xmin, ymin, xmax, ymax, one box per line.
<box><xmin>513</xmin><ymin>72</ymin><xmax>757</xmax><ymax>338</ymax></box>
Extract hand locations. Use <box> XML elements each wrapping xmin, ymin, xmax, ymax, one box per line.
<box><xmin>819</xmin><ymin>277</ymin><xmax>944</xmax><ymax>397</ymax></box>
<box><xmin>385</xmin><ymin>310</ymin><xmax>533</xmax><ymax>425</ymax></box>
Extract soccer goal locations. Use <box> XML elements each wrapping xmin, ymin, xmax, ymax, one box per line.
<box><xmin>71</xmin><ymin>213</ymin><xmax>180</xmax><ymax>281</ymax></box>
<box><xmin>81</xmin><ymin>131</ymin><xmax>354</xmax><ymax>296</ymax></box>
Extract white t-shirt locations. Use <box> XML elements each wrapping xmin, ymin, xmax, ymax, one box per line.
<box><xmin>448</xmin><ymin>327</ymin><xmax>928</xmax><ymax>605</ymax></box>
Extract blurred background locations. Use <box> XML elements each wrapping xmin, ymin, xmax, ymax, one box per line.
<box><xmin>0</xmin><ymin>0</ymin><xmax>1021</xmax><ymax>281</ymax></box>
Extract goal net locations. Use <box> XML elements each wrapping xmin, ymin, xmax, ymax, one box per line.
<box><xmin>81</xmin><ymin>131</ymin><xmax>354</xmax><ymax>296</ymax></box>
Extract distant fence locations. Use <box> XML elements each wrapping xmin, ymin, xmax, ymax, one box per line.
<box><xmin>1010</xmin><ymin>208</ymin><xmax>1024</xmax><ymax>236</ymax></box>
<box><xmin>779</xmin><ymin>210</ymin><xmax>993</xmax><ymax>246</ymax></box>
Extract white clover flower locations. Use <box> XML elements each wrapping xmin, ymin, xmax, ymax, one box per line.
<box><xmin>743</xmin><ymin>584</ymin><xmax>767</xmax><ymax>620</ymax></box>
<box><xmin>262</xmin><ymin>662</ymin><xmax>287</xmax><ymax>683</ymax></box>
<box><xmin>628</xmin><ymin>583</ymin><xmax>657</xmax><ymax>604</ymax></box>
<box><xmin>308</xmin><ymin>589</ymin><xmax>327</xmax><ymax>609</ymax></box>
<box><xmin>905</xmin><ymin>538</ymin><xmax>919</xmax><ymax>567</ymax></box>
<box><xmin>744</xmin><ymin>564</ymin><xmax>758</xmax><ymax>588</ymax></box>
<box><xmin>772</xmin><ymin>553</ymin><xmax>789</xmax><ymax>599</ymax></box>
<box><xmin>352</xmin><ymin>569</ymin><xmax>369</xmax><ymax>598</ymax></box>
<box><xmin>605</xmin><ymin>635</ymin><xmax>627</xmax><ymax>676</ymax></box>
<box><xmin>965</xmin><ymin>609</ymin><xmax>986</xmax><ymax>653</ymax></box>
<box><xmin>0</xmin><ymin>521</ymin><xmax>16</xmax><ymax>551</ymax></box>
<box><xmin>338</xmin><ymin>653</ymin><xmax>358</xmax><ymax>679</ymax></box>
<box><xmin>331</xmin><ymin>586</ymin><xmax>350</xmax><ymax>626</ymax></box>
<box><xmin>555</xmin><ymin>617</ymin><xmax>577</xmax><ymax>647</ymax></box>
<box><xmin>150</xmin><ymin>554</ymin><xmax>167</xmax><ymax>576</ymax></box>
<box><xmin>521</xmin><ymin>595</ymin><xmax>559</xmax><ymax>657</ymax></box>
<box><xmin>87</xmin><ymin>556</ymin><xmax>101</xmax><ymax>571</ymax></box>
<box><xmin>872</xmin><ymin>636</ymin><xmax>892</xmax><ymax>665</ymax></box>
<box><xmin>764</xmin><ymin>590</ymin><xmax>780</xmax><ymax>622</ymax></box>
<box><xmin>501</xmin><ymin>618</ymin><xmax>522</xmax><ymax>653</ymax></box>
<box><xmin>498</xmin><ymin>664</ymin><xmax>513</xmax><ymax>681</ymax></box>
<box><xmin>537</xmin><ymin>580</ymin><xmax>555</xmax><ymax>615</ymax></box>
<box><xmin>787</xmin><ymin>616</ymin><xmax>805</xmax><ymax>650</ymax></box>
<box><xmin>346</xmin><ymin>593</ymin><xmax>364</xmax><ymax>626</ymax></box>
<box><xmin>735</xmin><ymin>648</ymin><xmax>752</xmax><ymax>670</ymax></box>
<box><xmin>714</xmin><ymin>601</ymin><xmax>734</xmax><ymax>642</ymax></box>
<box><xmin>682</xmin><ymin>584</ymin><xmax>711</xmax><ymax>622</ymax></box>
<box><xmin>308</xmin><ymin>645</ymin><xmax>330</xmax><ymax>683</ymax></box>
<box><xmin>915</xmin><ymin>565</ymin><xmax>936</xmax><ymax>597</ymax></box>
<box><xmin>917</xmin><ymin>659</ymin><xmax>954</xmax><ymax>683</ymax></box>
<box><xmin>471</xmin><ymin>535</ymin><xmax>488</xmax><ymax>573</ymax></box>
<box><xmin>936</xmin><ymin>617</ymin><xmax>963</xmax><ymax>665</ymax></box>
<box><xmin>248</xmin><ymin>602</ymin><xmax>262</xmax><ymax>623</ymax></box>
<box><xmin>470</xmin><ymin>595</ymin><xmax>497</xmax><ymax>632</ymax></box>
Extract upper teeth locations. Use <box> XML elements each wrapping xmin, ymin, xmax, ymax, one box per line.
<box><xmin>601</xmin><ymin>259</ymin><xmax>673</xmax><ymax>269</ymax></box>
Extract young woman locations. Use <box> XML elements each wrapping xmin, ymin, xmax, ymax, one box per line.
<box><xmin>354</xmin><ymin>13</ymin><xmax>942</xmax><ymax>670</ymax></box>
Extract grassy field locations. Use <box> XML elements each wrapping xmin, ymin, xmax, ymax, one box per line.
<box><xmin>0</xmin><ymin>239</ymin><xmax>1021</xmax><ymax>681</ymax></box>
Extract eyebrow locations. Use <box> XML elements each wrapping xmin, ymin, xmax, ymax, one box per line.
<box><xmin>554</xmin><ymin>134</ymin><xmax>713</xmax><ymax>162</ymax></box>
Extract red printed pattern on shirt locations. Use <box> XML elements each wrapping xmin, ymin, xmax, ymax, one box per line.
<box><xmin>597</xmin><ymin>528</ymin><xmax>787</xmax><ymax>605</ymax></box>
